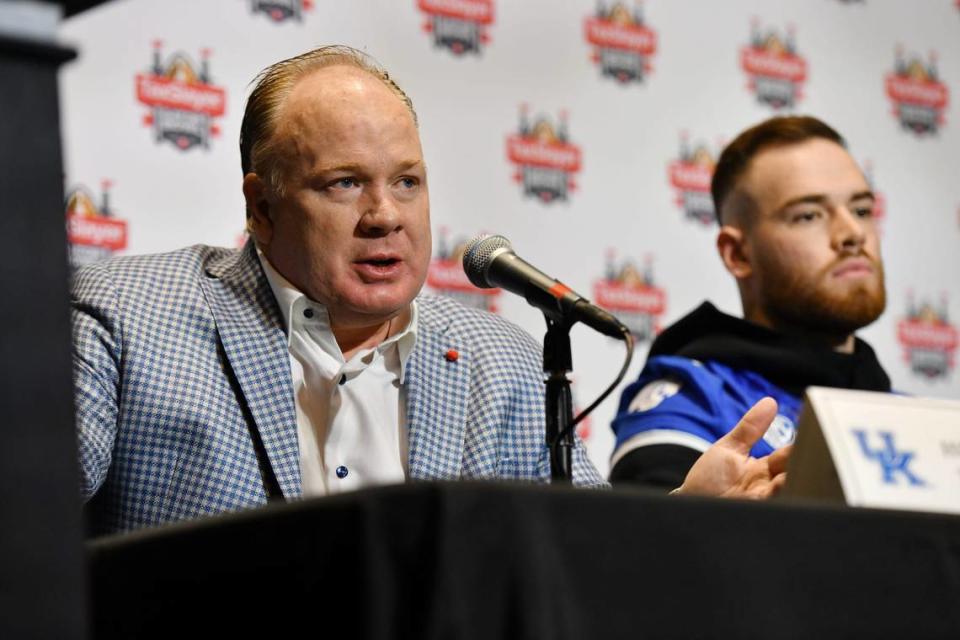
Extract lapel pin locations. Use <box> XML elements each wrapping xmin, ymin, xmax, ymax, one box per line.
<box><xmin>445</xmin><ymin>349</ymin><xmax>459</xmax><ymax>362</ymax></box>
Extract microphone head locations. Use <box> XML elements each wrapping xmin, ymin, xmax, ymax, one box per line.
<box><xmin>462</xmin><ymin>234</ymin><xmax>513</xmax><ymax>288</ymax></box>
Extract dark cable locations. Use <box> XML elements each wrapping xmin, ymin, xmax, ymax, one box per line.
<box><xmin>554</xmin><ymin>327</ymin><xmax>634</xmax><ymax>445</ymax></box>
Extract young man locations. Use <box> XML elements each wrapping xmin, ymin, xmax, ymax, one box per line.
<box><xmin>610</xmin><ymin>116</ymin><xmax>891</xmax><ymax>490</ymax></box>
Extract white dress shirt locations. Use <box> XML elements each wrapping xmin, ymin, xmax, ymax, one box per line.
<box><xmin>258</xmin><ymin>252</ymin><xmax>418</xmax><ymax>497</ymax></box>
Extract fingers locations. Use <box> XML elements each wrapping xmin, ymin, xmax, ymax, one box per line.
<box><xmin>766</xmin><ymin>444</ymin><xmax>793</xmax><ymax>477</ymax></box>
<box><xmin>717</xmin><ymin>396</ymin><xmax>779</xmax><ymax>456</ymax></box>
<box><xmin>737</xmin><ymin>469</ymin><xmax>788</xmax><ymax>500</ymax></box>
<box><xmin>766</xmin><ymin>472</ymin><xmax>787</xmax><ymax>498</ymax></box>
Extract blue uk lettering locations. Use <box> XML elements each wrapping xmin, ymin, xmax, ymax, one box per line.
<box><xmin>852</xmin><ymin>430</ymin><xmax>926</xmax><ymax>487</ymax></box>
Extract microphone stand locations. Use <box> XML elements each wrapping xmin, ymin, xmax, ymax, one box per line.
<box><xmin>543</xmin><ymin>315</ymin><xmax>575</xmax><ymax>483</ymax></box>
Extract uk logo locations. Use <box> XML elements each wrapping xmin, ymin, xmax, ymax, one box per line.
<box><xmin>592</xmin><ymin>250</ymin><xmax>666</xmax><ymax>342</ymax></box>
<box><xmin>852</xmin><ymin>429</ymin><xmax>925</xmax><ymax>486</ymax></box>
<box><xmin>418</xmin><ymin>0</ymin><xmax>494</xmax><ymax>56</ymax></box>
<box><xmin>667</xmin><ymin>132</ymin><xmax>718</xmax><ymax>225</ymax></box>
<box><xmin>583</xmin><ymin>1</ymin><xmax>657</xmax><ymax>85</ymax></box>
<box><xmin>135</xmin><ymin>41</ymin><xmax>226</xmax><ymax>151</ymax></box>
<box><xmin>897</xmin><ymin>292</ymin><xmax>958</xmax><ymax>379</ymax></box>
<box><xmin>248</xmin><ymin>0</ymin><xmax>313</xmax><ymax>23</ymax></box>
<box><xmin>65</xmin><ymin>179</ymin><xmax>128</xmax><ymax>269</ymax></box>
<box><xmin>740</xmin><ymin>19</ymin><xmax>807</xmax><ymax>109</ymax></box>
<box><xmin>425</xmin><ymin>228</ymin><xmax>502</xmax><ymax>313</ymax></box>
<box><xmin>506</xmin><ymin>104</ymin><xmax>582</xmax><ymax>204</ymax></box>
<box><xmin>885</xmin><ymin>46</ymin><xmax>949</xmax><ymax>135</ymax></box>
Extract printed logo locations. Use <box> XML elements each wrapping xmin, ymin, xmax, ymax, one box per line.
<box><xmin>897</xmin><ymin>292</ymin><xmax>958</xmax><ymax>379</ymax></box>
<box><xmin>852</xmin><ymin>429</ymin><xmax>926</xmax><ymax>486</ymax></box>
<box><xmin>627</xmin><ymin>378</ymin><xmax>681</xmax><ymax>414</ymax></box>
<box><xmin>667</xmin><ymin>132</ymin><xmax>718</xmax><ymax>225</ymax></box>
<box><xmin>584</xmin><ymin>1</ymin><xmax>657</xmax><ymax>85</ymax></box>
<box><xmin>249</xmin><ymin>0</ymin><xmax>313</xmax><ymax>23</ymax></box>
<box><xmin>740</xmin><ymin>19</ymin><xmax>807</xmax><ymax>109</ymax></box>
<box><xmin>418</xmin><ymin>0</ymin><xmax>494</xmax><ymax>56</ymax></box>
<box><xmin>65</xmin><ymin>179</ymin><xmax>128</xmax><ymax>269</ymax></box>
<box><xmin>885</xmin><ymin>46</ymin><xmax>949</xmax><ymax>135</ymax></box>
<box><xmin>425</xmin><ymin>228</ymin><xmax>502</xmax><ymax>313</ymax></box>
<box><xmin>592</xmin><ymin>250</ymin><xmax>666</xmax><ymax>341</ymax></box>
<box><xmin>762</xmin><ymin>414</ymin><xmax>796</xmax><ymax>450</ymax></box>
<box><xmin>506</xmin><ymin>105</ymin><xmax>582</xmax><ymax>204</ymax></box>
<box><xmin>136</xmin><ymin>41</ymin><xmax>226</xmax><ymax>151</ymax></box>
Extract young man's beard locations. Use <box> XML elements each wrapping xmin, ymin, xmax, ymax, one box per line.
<box><xmin>756</xmin><ymin>253</ymin><xmax>887</xmax><ymax>339</ymax></box>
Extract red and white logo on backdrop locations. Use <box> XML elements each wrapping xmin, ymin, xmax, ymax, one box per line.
<box><xmin>65</xmin><ymin>179</ymin><xmax>128</xmax><ymax>269</ymax></box>
<box><xmin>861</xmin><ymin>159</ymin><xmax>886</xmax><ymax>236</ymax></box>
<box><xmin>506</xmin><ymin>104</ymin><xmax>582</xmax><ymax>204</ymax></box>
<box><xmin>583</xmin><ymin>1</ymin><xmax>657</xmax><ymax>85</ymax></box>
<box><xmin>418</xmin><ymin>0</ymin><xmax>494</xmax><ymax>56</ymax></box>
<box><xmin>592</xmin><ymin>250</ymin><xmax>666</xmax><ymax>342</ymax></box>
<box><xmin>897</xmin><ymin>292</ymin><xmax>957</xmax><ymax>380</ymax></box>
<box><xmin>740</xmin><ymin>19</ymin><xmax>807</xmax><ymax>109</ymax></box>
<box><xmin>885</xmin><ymin>46</ymin><xmax>949</xmax><ymax>136</ymax></box>
<box><xmin>248</xmin><ymin>0</ymin><xmax>313</xmax><ymax>23</ymax></box>
<box><xmin>135</xmin><ymin>41</ymin><xmax>226</xmax><ymax>152</ymax></box>
<box><xmin>425</xmin><ymin>228</ymin><xmax>502</xmax><ymax>313</ymax></box>
<box><xmin>667</xmin><ymin>132</ymin><xmax>718</xmax><ymax>225</ymax></box>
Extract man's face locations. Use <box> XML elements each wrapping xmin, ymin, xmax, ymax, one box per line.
<box><xmin>248</xmin><ymin>65</ymin><xmax>431</xmax><ymax>329</ymax></box>
<box><xmin>733</xmin><ymin>138</ymin><xmax>885</xmax><ymax>336</ymax></box>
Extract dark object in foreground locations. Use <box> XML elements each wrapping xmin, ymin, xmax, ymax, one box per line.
<box><xmin>89</xmin><ymin>482</ymin><xmax>960</xmax><ymax>639</ymax></box>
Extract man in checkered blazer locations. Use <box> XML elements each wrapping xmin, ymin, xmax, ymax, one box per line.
<box><xmin>73</xmin><ymin>46</ymin><xmax>789</xmax><ymax>535</ymax></box>
<box><xmin>72</xmin><ymin>47</ymin><xmax>605</xmax><ymax>535</ymax></box>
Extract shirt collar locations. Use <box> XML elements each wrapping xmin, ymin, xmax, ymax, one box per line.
<box><xmin>257</xmin><ymin>249</ymin><xmax>419</xmax><ymax>382</ymax></box>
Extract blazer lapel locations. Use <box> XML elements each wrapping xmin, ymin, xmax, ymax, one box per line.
<box><xmin>200</xmin><ymin>242</ymin><xmax>301</xmax><ymax>498</ymax></box>
<box><xmin>405</xmin><ymin>304</ymin><xmax>471</xmax><ymax>480</ymax></box>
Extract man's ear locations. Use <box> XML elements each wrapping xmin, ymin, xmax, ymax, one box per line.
<box><xmin>717</xmin><ymin>224</ymin><xmax>752</xmax><ymax>280</ymax></box>
<box><xmin>242</xmin><ymin>173</ymin><xmax>273</xmax><ymax>247</ymax></box>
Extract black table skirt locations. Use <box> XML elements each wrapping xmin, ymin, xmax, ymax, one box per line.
<box><xmin>88</xmin><ymin>482</ymin><xmax>960</xmax><ymax>639</ymax></box>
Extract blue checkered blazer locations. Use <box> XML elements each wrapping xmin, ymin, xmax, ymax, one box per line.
<box><xmin>72</xmin><ymin>242</ymin><xmax>603</xmax><ymax>534</ymax></box>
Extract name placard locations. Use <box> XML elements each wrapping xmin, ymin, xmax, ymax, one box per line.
<box><xmin>782</xmin><ymin>387</ymin><xmax>960</xmax><ymax>515</ymax></box>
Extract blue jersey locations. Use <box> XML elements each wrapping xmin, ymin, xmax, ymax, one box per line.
<box><xmin>611</xmin><ymin>355</ymin><xmax>802</xmax><ymax>462</ymax></box>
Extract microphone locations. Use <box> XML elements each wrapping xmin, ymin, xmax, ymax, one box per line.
<box><xmin>462</xmin><ymin>234</ymin><xmax>628</xmax><ymax>339</ymax></box>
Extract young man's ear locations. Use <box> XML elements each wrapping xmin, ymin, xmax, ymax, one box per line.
<box><xmin>717</xmin><ymin>224</ymin><xmax>752</xmax><ymax>280</ymax></box>
<box><xmin>242</xmin><ymin>173</ymin><xmax>273</xmax><ymax>247</ymax></box>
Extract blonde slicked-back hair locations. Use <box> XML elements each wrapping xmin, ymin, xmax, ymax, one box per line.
<box><xmin>239</xmin><ymin>45</ymin><xmax>418</xmax><ymax>201</ymax></box>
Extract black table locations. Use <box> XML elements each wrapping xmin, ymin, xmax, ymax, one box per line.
<box><xmin>88</xmin><ymin>483</ymin><xmax>960</xmax><ymax>639</ymax></box>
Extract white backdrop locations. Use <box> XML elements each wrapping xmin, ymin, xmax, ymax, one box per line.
<box><xmin>59</xmin><ymin>0</ymin><xmax>960</xmax><ymax>476</ymax></box>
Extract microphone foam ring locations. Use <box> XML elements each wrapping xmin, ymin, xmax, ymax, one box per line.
<box><xmin>462</xmin><ymin>234</ymin><xmax>512</xmax><ymax>289</ymax></box>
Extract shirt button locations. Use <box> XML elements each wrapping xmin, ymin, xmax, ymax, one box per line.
<box><xmin>336</xmin><ymin>465</ymin><xmax>349</xmax><ymax>479</ymax></box>
<box><xmin>303</xmin><ymin>308</ymin><xmax>314</xmax><ymax>319</ymax></box>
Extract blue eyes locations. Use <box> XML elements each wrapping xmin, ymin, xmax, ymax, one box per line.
<box><xmin>326</xmin><ymin>177</ymin><xmax>418</xmax><ymax>191</ymax></box>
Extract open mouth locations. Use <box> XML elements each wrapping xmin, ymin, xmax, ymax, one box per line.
<box><xmin>361</xmin><ymin>257</ymin><xmax>400</xmax><ymax>267</ymax></box>
<box><xmin>355</xmin><ymin>256</ymin><xmax>402</xmax><ymax>278</ymax></box>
